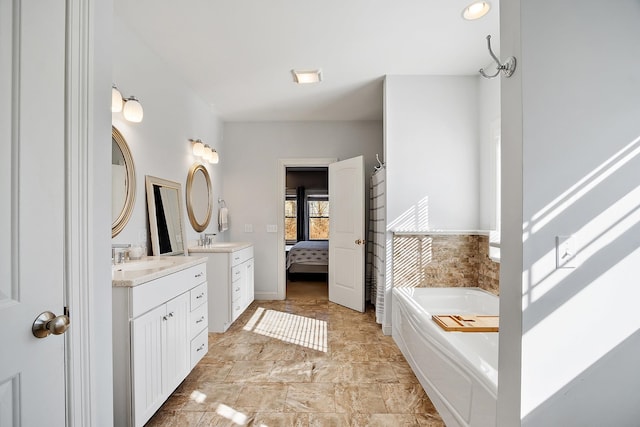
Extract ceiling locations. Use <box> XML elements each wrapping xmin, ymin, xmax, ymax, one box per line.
<box><xmin>114</xmin><ymin>0</ymin><xmax>499</xmax><ymax>122</ymax></box>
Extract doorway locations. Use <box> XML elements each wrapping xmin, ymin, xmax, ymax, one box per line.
<box><xmin>277</xmin><ymin>158</ymin><xmax>336</xmax><ymax>300</ymax></box>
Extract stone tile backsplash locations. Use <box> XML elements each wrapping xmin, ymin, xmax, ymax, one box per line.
<box><xmin>392</xmin><ymin>234</ymin><xmax>499</xmax><ymax>295</ymax></box>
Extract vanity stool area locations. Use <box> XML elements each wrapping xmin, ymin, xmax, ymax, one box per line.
<box><xmin>189</xmin><ymin>242</ymin><xmax>255</xmax><ymax>333</ymax></box>
<box><xmin>112</xmin><ymin>256</ymin><xmax>208</xmax><ymax>427</ymax></box>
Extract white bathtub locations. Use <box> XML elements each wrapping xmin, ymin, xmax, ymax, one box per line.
<box><xmin>392</xmin><ymin>287</ymin><xmax>498</xmax><ymax>427</ymax></box>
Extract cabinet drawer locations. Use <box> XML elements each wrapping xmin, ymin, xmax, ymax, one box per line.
<box><xmin>231</xmin><ymin>265</ymin><xmax>242</xmax><ymax>283</ymax></box>
<box><xmin>231</xmin><ymin>281</ymin><xmax>242</xmax><ymax>302</ymax></box>
<box><xmin>190</xmin><ymin>328</ymin><xmax>208</xmax><ymax>368</ymax></box>
<box><xmin>190</xmin><ymin>282</ymin><xmax>207</xmax><ymax>310</ymax></box>
<box><xmin>230</xmin><ymin>246</ymin><xmax>253</xmax><ymax>267</ymax></box>
<box><xmin>190</xmin><ymin>303</ymin><xmax>208</xmax><ymax>338</ymax></box>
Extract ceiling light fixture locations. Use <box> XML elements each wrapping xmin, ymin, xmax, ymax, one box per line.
<box><xmin>462</xmin><ymin>1</ymin><xmax>491</xmax><ymax>20</ymax></box>
<box><xmin>291</xmin><ymin>69</ymin><xmax>322</xmax><ymax>84</ymax></box>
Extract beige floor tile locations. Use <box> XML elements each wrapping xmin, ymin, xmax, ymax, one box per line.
<box><xmin>415</xmin><ymin>413</ymin><xmax>446</xmax><ymax>426</ymax></box>
<box><xmin>307</xmin><ymin>413</ymin><xmax>351</xmax><ymax>427</ymax></box>
<box><xmin>334</xmin><ymin>384</ymin><xmax>387</xmax><ymax>414</ymax></box>
<box><xmin>225</xmin><ymin>361</ymin><xmax>274</xmax><ymax>383</ymax></box>
<box><xmin>149</xmin><ymin>285</ymin><xmax>443</xmax><ymax>427</ymax></box>
<box><xmin>235</xmin><ymin>383</ymin><xmax>288</xmax><ymax>412</ymax></box>
<box><xmin>181</xmin><ymin>382</ymin><xmax>243</xmax><ymax>412</ymax></box>
<box><xmin>269</xmin><ymin>360</ymin><xmax>313</xmax><ymax>383</ymax></box>
<box><xmin>347</xmin><ymin>362</ymin><xmax>398</xmax><ymax>383</ymax></box>
<box><xmin>379</xmin><ymin>384</ymin><xmax>437</xmax><ymax>414</ymax></box>
<box><xmin>250</xmin><ymin>412</ymin><xmax>310</xmax><ymax>427</ymax></box>
<box><xmin>284</xmin><ymin>383</ymin><xmax>336</xmax><ymax>413</ymax></box>
<box><xmin>350</xmin><ymin>413</ymin><xmax>421</xmax><ymax>427</ymax></box>
<box><xmin>145</xmin><ymin>410</ymin><xmax>205</xmax><ymax>427</ymax></box>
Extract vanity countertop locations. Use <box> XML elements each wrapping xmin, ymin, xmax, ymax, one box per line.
<box><xmin>188</xmin><ymin>242</ymin><xmax>253</xmax><ymax>253</ymax></box>
<box><xmin>112</xmin><ymin>255</ymin><xmax>207</xmax><ymax>287</ymax></box>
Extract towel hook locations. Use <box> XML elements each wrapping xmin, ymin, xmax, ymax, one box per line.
<box><xmin>479</xmin><ymin>35</ymin><xmax>516</xmax><ymax>79</ymax></box>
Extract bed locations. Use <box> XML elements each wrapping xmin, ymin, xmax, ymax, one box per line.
<box><xmin>286</xmin><ymin>240</ymin><xmax>329</xmax><ymax>276</ymax></box>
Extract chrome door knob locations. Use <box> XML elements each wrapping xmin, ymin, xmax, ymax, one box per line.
<box><xmin>32</xmin><ymin>311</ymin><xmax>70</xmax><ymax>338</ymax></box>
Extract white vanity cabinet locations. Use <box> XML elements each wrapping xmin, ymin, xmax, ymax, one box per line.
<box><xmin>200</xmin><ymin>245</ymin><xmax>254</xmax><ymax>332</ymax></box>
<box><xmin>112</xmin><ymin>258</ymin><xmax>208</xmax><ymax>427</ymax></box>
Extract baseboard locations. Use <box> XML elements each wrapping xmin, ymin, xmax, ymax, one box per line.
<box><xmin>382</xmin><ymin>324</ymin><xmax>393</xmax><ymax>336</ymax></box>
<box><xmin>254</xmin><ymin>291</ymin><xmax>282</xmax><ymax>301</ymax></box>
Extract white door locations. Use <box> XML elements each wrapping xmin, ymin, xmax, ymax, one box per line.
<box><xmin>0</xmin><ymin>1</ymin><xmax>68</xmax><ymax>425</ymax></box>
<box><xmin>328</xmin><ymin>156</ymin><xmax>365</xmax><ymax>312</ymax></box>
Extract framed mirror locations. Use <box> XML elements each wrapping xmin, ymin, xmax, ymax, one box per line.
<box><xmin>112</xmin><ymin>126</ymin><xmax>136</xmax><ymax>237</ymax></box>
<box><xmin>145</xmin><ymin>175</ymin><xmax>187</xmax><ymax>256</ymax></box>
<box><xmin>186</xmin><ymin>163</ymin><xmax>213</xmax><ymax>232</ymax></box>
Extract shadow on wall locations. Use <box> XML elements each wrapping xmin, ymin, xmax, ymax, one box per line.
<box><xmin>392</xmin><ymin>234</ymin><xmax>499</xmax><ymax>295</ymax></box>
<box><xmin>520</xmin><ymin>135</ymin><xmax>640</xmax><ymax>420</ymax></box>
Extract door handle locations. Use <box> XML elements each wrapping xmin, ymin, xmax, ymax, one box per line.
<box><xmin>355</xmin><ymin>239</ymin><xmax>366</xmax><ymax>245</ymax></box>
<box><xmin>32</xmin><ymin>311</ymin><xmax>70</xmax><ymax>338</ymax></box>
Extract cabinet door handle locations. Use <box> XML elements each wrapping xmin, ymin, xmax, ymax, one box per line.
<box><xmin>196</xmin><ymin>343</ymin><xmax>205</xmax><ymax>352</ymax></box>
<box><xmin>168</xmin><ymin>312</ymin><xmax>174</xmax><ymax>318</ymax></box>
<box><xmin>235</xmin><ymin>287</ymin><xmax>240</xmax><ymax>292</ymax></box>
<box><xmin>196</xmin><ymin>316</ymin><xmax>205</xmax><ymax>324</ymax></box>
<box><xmin>162</xmin><ymin>315</ymin><xmax>168</xmax><ymax>321</ymax></box>
<box><xmin>234</xmin><ymin>256</ymin><xmax>240</xmax><ymax>261</ymax></box>
<box><xmin>196</xmin><ymin>293</ymin><xmax>204</xmax><ymax>299</ymax></box>
<box><xmin>195</xmin><ymin>272</ymin><xmax>203</xmax><ymax>278</ymax></box>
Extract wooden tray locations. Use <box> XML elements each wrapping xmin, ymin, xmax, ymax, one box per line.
<box><xmin>432</xmin><ymin>314</ymin><xmax>499</xmax><ymax>332</ymax></box>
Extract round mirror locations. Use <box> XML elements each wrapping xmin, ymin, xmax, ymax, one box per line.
<box><xmin>112</xmin><ymin>126</ymin><xmax>136</xmax><ymax>237</ymax></box>
<box><xmin>186</xmin><ymin>163</ymin><xmax>212</xmax><ymax>232</ymax></box>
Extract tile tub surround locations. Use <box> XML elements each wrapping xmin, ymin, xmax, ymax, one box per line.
<box><xmin>145</xmin><ymin>296</ymin><xmax>445</xmax><ymax>427</ymax></box>
<box><xmin>392</xmin><ymin>234</ymin><xmax>499</xmax><ymax>295</ymax></box>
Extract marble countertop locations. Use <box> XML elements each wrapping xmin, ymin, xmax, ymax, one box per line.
<box><xmin>112</xmin><ymin>255</ymin><xmax>207</xmax><ymax>287</ymax></box>
<box><xmin>188</xmin><ymin>242</ymin><xmax>253</xmax><ymax>253</ymax></box>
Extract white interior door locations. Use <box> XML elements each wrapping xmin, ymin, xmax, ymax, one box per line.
<box><xmin>0</xmin><ymin>1</ymin><xmax>68</xmax><ymax>425</ymax></box>
<box><xmin>328</xmin><ymin>156</ymin><xmax>365</xmax><ymax>312</ymax></box>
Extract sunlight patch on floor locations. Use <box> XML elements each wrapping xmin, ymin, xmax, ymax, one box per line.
<box><xmin>243</xmin><ymin>307</ymin><xmax>328</xmax><ymax>352</ymax></box>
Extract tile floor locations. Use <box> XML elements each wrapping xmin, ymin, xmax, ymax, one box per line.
<box><xmin>146</xmin><ymin>281</ymin><xmax>444</xmax><ymax>427</ymax></box>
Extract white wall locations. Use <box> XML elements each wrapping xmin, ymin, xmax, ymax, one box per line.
<box><xmin>111</xmin><ymin>15</ymin><xmax>224</xmax><ymax>250</ymax></box>
<box><xmin>499</xmin><ymin>1</ymin><xmax>640</xmax><ymax>425</ymax></box>
<box><xmin>222</xmin><ymin>121</ymin><xmax>383</xmax><ymax>298</ymax></box>
<box><xmin>384</xmin><ymin>75</ymin><xmax>481</xmax><ymax>232</ymax></box>
<box><xmin>478</xmin><ymin>72</ymin><xmax>501</xmax><ymax>230</ymax></box>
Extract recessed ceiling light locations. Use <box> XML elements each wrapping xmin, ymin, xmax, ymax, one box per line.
<box><xmin>291</xmin><ymin>69</ymin><xmax>322</xmax><ymax>84</ymax></box>
<box><xmin>462</xmin><ymin>1</ymin><xmax>491</xmax><ymax>20</ymax></box>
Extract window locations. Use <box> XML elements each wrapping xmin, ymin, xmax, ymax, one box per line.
<box><xmin>308</xmin><ymin>196</ymin><xmax>329</xmax><ymax>240</ymax></box>
<box><xmin>285</xmin><ymin>196</ymin><xmax>297</xmax><ymax>243</ymax></box>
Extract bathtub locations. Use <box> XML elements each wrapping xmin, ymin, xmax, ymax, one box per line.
<box><xmin>392</xmin><ymin>287</ymin><xmax>498</xmax><ymax>427</ymax></box>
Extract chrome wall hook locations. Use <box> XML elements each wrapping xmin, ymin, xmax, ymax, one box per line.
<box><xmin>479</xmin><ymin>35</ymin><xmax>517</xmax><ymax>79</ymax></box>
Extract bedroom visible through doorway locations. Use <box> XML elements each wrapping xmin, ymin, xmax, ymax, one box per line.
<box><xmin>285</xmin><ymin>166</ymin><xmax>329</xmax><ymax>299</ymax></box>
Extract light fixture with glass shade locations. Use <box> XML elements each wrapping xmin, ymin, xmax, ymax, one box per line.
<box><xmin>191</xmin><ymin>139</ymin><xmax>205</xmax><ymax>157</ymax></box>
<box><xmin>112</xmin><ymin>85</ymin><xmax>123</xmax><ymax>112</ymax></box>
<box><xmin>209</xmin><ymin>148</ymin><xmax>219</xmax><ymax>164</ymax></box>
<box><xmin>122</xmin><ymin>96</ymin><xmax>144</xmax><ymax>123</ymax></box>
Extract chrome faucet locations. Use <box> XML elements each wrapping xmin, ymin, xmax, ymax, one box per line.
<box><xmin>112</xmin><ymin>243</ymin><xmax>131</xmax><ymax>265</ymax></box>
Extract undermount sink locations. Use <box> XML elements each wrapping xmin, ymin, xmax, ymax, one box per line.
<box><xmin>114</xmin><ymin>259</ymin><xmax>173</xmax><ymax>272</ymax></box>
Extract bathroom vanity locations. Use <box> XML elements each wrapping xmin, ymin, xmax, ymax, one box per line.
<box><xmin>112</xmin><ymin>256</ymin><xmax>208</xmax><ymax>427</ymax></box>
<box><xmin>189</xmin><ymin>242</ymin><xmax>254</xmax><ymax>332</ymax></box>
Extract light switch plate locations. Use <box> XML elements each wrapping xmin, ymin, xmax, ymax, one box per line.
<box><xmin>556</xmin><ymin>235</ymin><xmax>576</xmax><ymax>269</ymax></box>
<box><xmin>266</xmin><ymin>224</ymin><xmax>277</xmax><ymax>233</ymax></box>
<box><xmin>244</xmin><ymin>224</ymin><xmax>253</xmax><ymax>233</ymax></box>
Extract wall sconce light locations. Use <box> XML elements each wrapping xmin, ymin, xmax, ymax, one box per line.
<box><xmin>112</xmin><ymin>84</ymin><xmax>144</xmax><ymax>123</ymax></box>
<box><xmin>112</xmin><ymin>85</ymin><xmax>123</xmax><ymax>112</ymax></box>
<box><xmin>190</xmin><ymin>139</ymin><xmax>219</xmax><ymax>164</ymax></box>
<box><xmin>122</xmin><ymin>96</ymin><xmax>144</xmax><ymax>123</ymax></box>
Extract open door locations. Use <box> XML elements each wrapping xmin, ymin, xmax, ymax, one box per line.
<box><xmin>328</xmin><ymin>156</ymin><xmax>365</xmax><ymax>312</ymax></box>
<box><xmin>0</xmin><ymin>2</ymin><xmax>68</xmax><ymax>425</ymax></box>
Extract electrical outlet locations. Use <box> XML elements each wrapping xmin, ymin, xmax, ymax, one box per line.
<box><xmin>556</xmin><ymin>235</ymin><xmax>576</xmax><ymax>269</ymax></box>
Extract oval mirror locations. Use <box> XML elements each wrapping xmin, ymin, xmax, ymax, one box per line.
<box><xmin>186</xmin><ymin>163</ymin><xmax>212</xmax><ymax>232</ymax></box>
<box><xmin>112</xmin><ymin>126</ymin><xmax>136</xmax><ymax>237</ymax></box>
